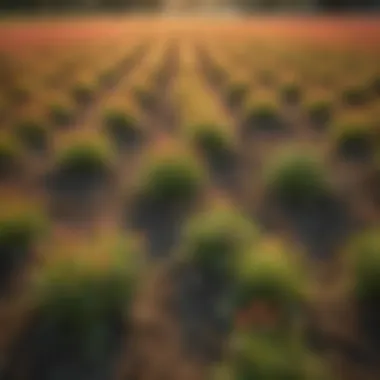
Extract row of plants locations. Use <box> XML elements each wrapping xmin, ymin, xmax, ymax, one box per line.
<box><xmin>176</xmin><ymin>44</ymin><xmax>237</xmax><ymax>168</ymax></box>
<box><xmin>204</xmin><ymin>46</ymin><xmax>380</xmax><ymax>164</ymax></box>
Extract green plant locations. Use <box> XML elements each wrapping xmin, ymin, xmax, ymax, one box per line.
<box><xmin>372</xmin><ymin>75</ymin><xmax>380</xmax><ymax>96</ymax></box>
<box><xmin>180</xmin><ymin>207</ymin><xmax>258</xmax><ymax>278</ymax></box>
<box><xmin>264</xmin><ymin>148</ymin><xmax>330</xmax><ymax>207</ymax></box>
<box><xmin>134</xmin><ymin>86</ymin><xmax>155</xmax><ymax>109</ymax></box>
<box><xmin>48</xmin><ymin>102</ymin><xmax>74</xmax><ymax>127</ymax></box>
<box><xmin>10</xmin><ymin>85</ymin><xmax>31</xmax><ymax>105</ymax></box>
<box><xmin>54</xmin><ymin>138</ymin><xmax>114</xmax><ymax>182</ymax></box>
<box><xmin>14</xmin><ymin>119</ymin><xmax>48</xmax><ymax>151</ymax></box>
<box><xmin>187</xmin><ymin>123</ymin><xmax>234</xmax><ymax>163</ymax></box>
<box><xmin>280</xmin><ymin>82</ymin><xmax>301</xmax><ymax>104</ymax></box>
<box><xmin>217</xmin><ymin>332</ymin><xmax>329</xmax><ymax>380</ymax></box>
<box><xmin>137</xmin><ymin>149</ymin><xmax>205</xmax><ymax>205</ymax></box>
<box><xmin>306</xmin><ymin>99</ymin><xmax>333</xmax><ymax>126</ymax></box>
<box><xmin>332</xmin><ymin>120</ymin><xmax>373</xmax><ymax>159</ymax></box>
<box><xmin>246</xmin><ymin>100</ymin><xmax>281</xmax><ymax>131</ymax></box>
<box><xmin>0</xmin><ymin>135</ymin><xmax>21</xmax><ymax>176</ymax></box>
<box><xmin>234</xmin><ymin>248</ymin><xmax>304</xmax><ymax>312</ymax></box>
<box><xmin>103</xmin><ymin>109</ymin><xmax>139</xmax><ymax>146</ymax></box>
<box><xmin>34</xmin><ymin>237</ymin><xmax>140</xmax><ymax>356</ymax></box>
<box><xmin>226</xmin><ymin>81</ymin><xmax>249</xmax><ymax>107</ymax></box>
<box><xmin>350</xmin><ymin>231</ymin><xmax>380</xmax><ymax>303</ymax></box>
<box><xmin>341</xmin><ymin>85</ymin><xmax>369</xmax><ymax>107</ymax></box>
<box><xmin>72</xmin><ymin>82</ymin><xmax>95</xmax><ymax>105</ymax></box>
<box><xmin>0</xmin><ymin>204</ymin><xmax>47</xmax><ymax>283</ymax></box>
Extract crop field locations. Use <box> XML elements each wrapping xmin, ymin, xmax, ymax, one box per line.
<box><xmin>0</xmin><ymin>16</ymin><xmax>380</xmax><ymax>380</ymax></box>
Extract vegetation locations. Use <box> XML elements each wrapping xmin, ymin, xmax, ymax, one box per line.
<box><xmin>280</xmin><ymin>81</ymin><xmax>302</xmax><ymax>104</ymax></box>
<box><xmin>52</xmin><ymin>136</ymin><xmax>115</xmax><ymax>184</ymax></box>
<box><xmin>246</xmin><ymin>99</ymin><xmax>281</xmax><ymax>131</ymax></box>
<box><xmin>0</xmin><ymin>200</ymin><xmax>47</xmax><ymax>286</ymax></box>
<box><xmin>187</xmin><ymin>123</ymin><xmax>235</xmax><ymax>164</ymax></box>
<box><xmin>180</xmin><ymin>206</ymin><xmax>257</xmax><ymax>278</ymax></box>
<box><xmin>332</xmin><ymin>118</ymin><xmax>373</xmax><ymax>159</ymax></box>
<box><xmin>48</xmin><ymin>102</ymin><xmax>75</xmax><ymax>127</ymax></box>
<box><xmin>72</xmin><ymin>82</ymin><xmax>96</xmax><ymax>106</ymax></box>
<box><xmin>0</xmin><ymin>134</ymin><xmax>21</xmax><ymax>177</ymax></box>
<box><xmin>33</xmin><ymin>236</ymin><xmax>141</xmax><ymax>357</ymax></box>
<box><xmin>136</xmin><ymin>143</ymin><xmax>205</xmax><ymax>205</ymax></box>
<box><xmin>103</xmin><ymin>108</ymin><xmax>140</xmax><ymax>147</ymax></box>
<box><xmin>350</xmin><ymin>230</ymin><xmax>380</xmax><ymax>303</ymax></box>
<box><xmin>14</xmin><ymin>119</ymin><xmax>48</xmax><ymax>151</ymax></box>
<box><xmin>305</xmin><ymin>98</ymin><xmax>333</xmax><ymax>126</ymax></box>
<box><xmin>264</xmin><ymin>147</ymin><xmax>331</xmax><ymax>207</ymax></box>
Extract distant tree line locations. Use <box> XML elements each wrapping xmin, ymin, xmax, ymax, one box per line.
<box><xmin>0</xmin><ymin>0</ymin><xmax>378</xmax><ymax>13</ymax></box>
<box><xmin>0</xmin><ymin>0</ymin><xmax>162</xmax><ymax>13</ymax></box>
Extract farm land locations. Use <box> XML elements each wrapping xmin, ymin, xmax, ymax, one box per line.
<box><xmin>0</xmin><ymin>15</ymin><xmax>380</xmax><ymax>380</ymax></box>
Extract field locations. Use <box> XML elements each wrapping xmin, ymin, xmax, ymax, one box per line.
<box><xmin>0</xmin><ymin>15</ymin><xmax>380</xmax><ymax>380</ymax></box>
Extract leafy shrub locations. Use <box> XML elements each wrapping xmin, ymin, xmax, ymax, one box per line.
<box><xmin>0</xmin><ymin>203</ymin><xmax>47</xmax><ymax>285</ymax></box>
<box><xmin>234</xmin><ymin>246</ymin><xmax>304</xmax><ymax>314</ymax></box>
<box><xmin>10</xmin><ymin>85</ymin><xmax>31</xmax><ymax>105</ymax></box>
<box><xmin>48</xmin><ymin>102</ymin><xmax>74</xmax><ymax>127</ymax></box>
<box><xmin>372</xmin><ymin>75</ymin><xmax>380</xmax><ymax>96</ymax></box>
<box><xmin>214</xmin><ymin>333</ymin><xmax>329</xmax><ymax>380</ymax></box>
<box><xmin>103</xmin><ymin>109</ymin><xmax>139</xmax><ymax>147</ymax></box>
<box><xmin>33</xmin><ymin>237</ymin><xmax>141</xmax><ymax>356</ymax></box>
<box><xmin>137</xmin><ymin>147</ymin><xmax>205</xmax><ymax>206</ymax></box>
<box><xmin>180</xmin><ymin>207</ymin><xmax>257</xmax><ymax>278</ymax></box>
<box><xmin>72</xmin><ymin>82</ymin><xmax>95</xmax><ymax>106</ymax></box>
<box><xmin>246</xmin><ymin>100</ymin><xmax>281</xmax><ymax>131</ymax></box>
<box><xmin>306</xmin><ymin>99</ymin><xmax>333</xmax><ymax>126</ymax></box>
<box><xmin>341</xmin><ymin>85</ymin><xmax>369</xmax><ymax>107</ymax></box>
<box><xmin>134</xmin><ymin>86</ymin><xmax>155</xmax><ymax>110</ymax></box>
<box><xmin>350</xmin><ymin>231</ymin><xmax>380</xmax><ymax>303</ymax></box>
<box><xmin>14</xmin><ymin>119</ymin><xmax>48</xmax><ymax>151</ymax></box>
<box><xmin>332</xmin><ymin>120</ymin><xmax>373</xmax><ymax>159</ymax></box>
<box><xmin>226</xmin><ymin>81</ymin><xmax>249</xmax><ymax>107</ymax></box>
<box><xmin>187</xmin><ymin>123</ymin><xmax>235</xmax><ymax>164</ymax></box>
<box><xmin>264</xmin><ymin>148</ymin><xmax>330</xmax><ymax>208</ymax></box>
<box><xmin>280</xmin><ymin>82</ymin><xmax>301</xmax><ymax>104</ymax></box>
<box><xmin>0</xmin><ymin>135</ymin><xmax>21</xmax><ymax>177</ymax></box>
<box><xmin>53</xmin><ymin>137</ymin><xmax>114</xmax><ymax>184</ymax></box>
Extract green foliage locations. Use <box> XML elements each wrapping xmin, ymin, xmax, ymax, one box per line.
<box><xmin>247</xmin><ymin>100</ymin><xmax>280</xmax><ymax>129</ymax></box>
<box><xmin>216</xmin><ymin>332</ymin><xmax>330</xmax><ymax>380</ymax></box>
<box><xmin>226</xmin><ymin>81</ymin><xmax>249</xmax><ymax>107</ymax></box>
<box><xmin>372</xmin><ymin>75</ymin><xmax>380</xmax><ymax>96</ymax></box>
<box><xmin>187</xmin><ymin>123</ymin><xmax>234</xmax><ymax>162</ymax></box>
<box><xmin>14</xmin><ymin>119</ymin><xmax>48</xmax><ymax>151</ymax></box>
<box><xmin>306</xmin><ymin>99</ymin><xmax>333</xmax><ymax>126</ymax></box>
<box><xmin>280</xmin><ymin>82</ymin><xmax>301</xmax><ymax>104</ymax></box>
<box><xmin>234</xmin><ymin>248</ymin><xmax>304</xmax><ymax>311</ymax></box>
<box><xmin>180</xmin><ymin>207</ymin><xmax>258</xmax><ymax>277</ymax></box>
<box><xmin>54</xmin><ymin>139</ymin><xmax>114</xmax><ymax>180</ymax></box>
<box><xmin>134</xmin><ymin>86</ymin><xmax>155</xmax><ymax>109</ymax></box>
<box><xmin>350</xmin><ymin>231</ymin><xmax>380</xmax><ymax>302</ymax></box>
<box><xmin>48</xmin><ymin>102</ymin><xmax>74</xmax><ymax>127</ymax></box>
<box><xmin>264</xmin><ymin>148</ymin><xmax>330</xmax><ymax>207</ymax></box>
<box><xmin>34</xmin><ymin>238</ymin><xmax>140</xmax><ymax>355</ymax></box>
<box><xmin>0</xmin><ymin>135</ymin><xmax>21</xmax><ymax>176</ymax></box>
<box><xmin>72</xmin><ymin>82</ymin><xmax>95</xmax><ymax>105</ymax></box>
<box><xmin>332</xmin><ymin>120</ymin><xmax>373</xmax><ymax>159</ymax></box>
<box><xmin>0</xmin><ymin>209</ymin><xmax>46</xmax><ymax>255</ymax></box>
<box><xmin>341</xmin><ymin>85</ymin><xmax>369</xmax><ymax>107</ymax></box>
<box><xmin>10</xmin><ymin>85</ymin><xmax>31</xmax><ymax>105</ymax></box>
<box><xmin>137</xmin><ymin>151</ymin><xmax>205</xmax><ymax>205</ymax></box>
<box><xmin>103</xmin><ymin>108</ymin><xmax>139</xmax><ymax>145</ymax></box>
